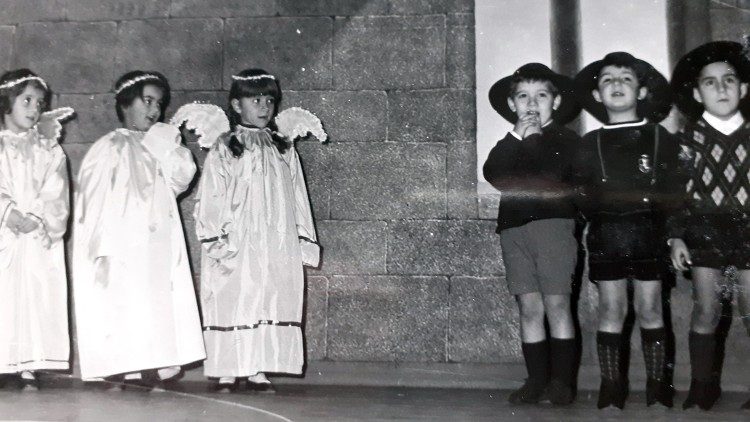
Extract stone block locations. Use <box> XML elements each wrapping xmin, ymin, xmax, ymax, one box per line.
<box><xmin>446</xmin><ymin>13</ymin><xmax>475</xmax><ymax>89</ymax></box>
<box><xmin>169</xmin><ymin>0</ymin><xmax>275</xmax><ymax>18</ymax></box>
<box><xmin>304</xmin><ymin>275</ymin><xmax>328</xmax><ymax>361</ymax></box>
<box><xmin>328</xmin><ymin>143</ymin><xmax>446</xmax><ymax>220</ymax></box>
<box><xmin>61</xmin><ymin>142</ymin><xmax>92</xmax><ymax>180</ymax></box>
<box><xmin>0</xmin><ymin>26</ymin><xmax>13</xmax><ymax>74</ymax></box>
<box><xmin>224</xmin><ymin>17</ymin><xmax>333</xmax><ymax>90</ymax></box>
<box><xmin>311</xmin><ymin>220</ymin><xmax>387</xmax><ymax>275</ymax></box>
<box><xmin>448</xmin><ymin>276</ymin><xmax>520</xmax><ymax>362</ymax></box>
<box><xmin>478</xmin><ymin>193</ymin><xmax>500</xmax><ymax>220</ymax></box>
<box><xmin>296</xmin><ymin>141</ymin><xmax>331</xmax><ymax>221</ymax></box>
<box><xmin>447</xmin><ymin>142</ymin><xmax>478</xmax><ymax>219</ymax></box>
<box><xmin>15</xmin><ymin>22</ymin><xmax>118</xmax><ymax>94</ymax></box>
<box><xmin>327</xmin><ymin>276</ymin><xmax>449</xmax><ymax>361</ymax></box>
<box><xmin>388</xmin><ymin>0</ymin><xmax>473</xmax><ymax>14</ymax></box>
<box><xmin>388</xmin><ymin>89</ymin><xmax>475</xmax><ymax>142</ymax></box>
<box><xmin>284</xmin><ymin>90</ymin><xmax>387</xmax><ymax>142</ymax></box>
<box><xmin>115</xmin><ymin>19</ymin><xmax>223</xmax><ymax>91</ymax></box>
<box><xmin>386</xmin><ymin>220</ymin><xmax>503</xmax><ymax>276</ymax></box>
<box><xmin>56</xmin><ymin>94</ymin><xmax>118</xmax><ymax>144</ymax></box>
<box><xmin>333</xmin><ymin>16</ymin><xmax>445</xmax><ymax>90</ymax></box>
<box><xmin>276</xmin><ymin>0</ymin><xmax>389</xmax><ymax>16</ymax></box>
<box><xmin>0</xmin><ymin>0</ymin><xmax>66</xmax><ymax>24</ymax></box>
<box><xmin>65</xmin><ymin>0</ymin><xmax>169</xmax><ymax>21</ymax></box>
<box><xmin>710</xmin><ymin>8</ymin><xmax>750</xmax><ymax>41</ymax></box>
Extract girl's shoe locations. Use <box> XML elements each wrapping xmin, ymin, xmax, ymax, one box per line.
<box><xmin>646</xmin><ymin>379</ymin><xmax>674</xmax><ymax>408</ymax></box>
<box><xmin>19</xmin><ymin>371</ymin><xmax>39</xmax><ymax>391</ymax></box>
<box><xmin>209</xmin><ymin>377</ymin><xmax>238</xmax><ymax>393</ymax></box>
<box><xmin>508</xmin><ymin>379</ymin><xmax>547</xmax><ymax>404</ymax></box>
<box><xmin>683</xmin><ymin>379</ymin><xmax>719</xmax><ymax>410</ymax></box>
<box><xmin>247</xmin><ymin>373</ymin><xmax>275</xmax><ymax>393</ymax></box>
<box><xmin>597</xmin><ymin>379</ymin><xmax>627</xmax><ymax>409</ymax></box>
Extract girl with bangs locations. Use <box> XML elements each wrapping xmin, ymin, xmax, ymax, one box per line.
<box><xmin>194</xmin><ymin>68</ymin><xmax>319</xmax><ymax>392</ymax></box>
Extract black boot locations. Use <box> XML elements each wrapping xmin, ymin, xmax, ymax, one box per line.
<box><xmin>683</xmin><ymin>332</ymin><xmax>718</xmax><ymax>410</ymax></box>
<box><xmin>596</xmin><ymin>331</ymin><xmax>627</xmax><ymax>409</ymax></box>
<box><xmin>641</xmin><ymin>328</ymin><xmax>673</xmax><ymax>407</ymax></box>
<box><xmin>508</xmin><ymin>340</ymin><xmax>549</xmax><ymax>404</ymax></box>
<box><xmin>548</xmin><ymin>337</ymin><xmax>576</xmax><ymax>405</ymax></box>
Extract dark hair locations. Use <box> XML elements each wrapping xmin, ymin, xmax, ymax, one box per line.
<box><xmin>227</xmin><ymin>68</ymin><xmax>287</xmax><ymax>157</ymax></box>
<box><xmin>596</xmin><ymin>62</ymin><xmax>646</xmax><ymax>88</ymax></box>
<box><xmin>0</xmin><ymin>68</ymin><xmax>51</xmax><ymax>121</ymax></box>
<box><xmin>114</xmin><ymin>70</ymin><xmax>171</xmax><ymax>123</ymax></box>
<box><xmin>508</xmin><ymin>77</ymin><xmax>560</xmax><ymax>98</ymax></box>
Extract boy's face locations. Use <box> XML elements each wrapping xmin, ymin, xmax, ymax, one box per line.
<box><xmin>122</xmin><ymin>84</ymin><xmax>164</xmax><ymax>132</ymax></box>
<box><xmin>693</xmin><ymin>61</ymin><xmax>747</xmax><ymax>120</ymax></box>
<box><xmin>592</xmin><ymin>65</ymin><xmax>647</xmax><ymax>114</ymax></box>
<box><xmin>4</xmin><ymin>84</ymin><xmax>46</xmax><ymax>133</ymax></box>
<box><xmin>506</xmin><ymin>80</ymin><xmax>561</xmax><ymax>126</ymax></box>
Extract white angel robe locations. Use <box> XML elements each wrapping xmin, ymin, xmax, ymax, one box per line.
<box><xmin>195</xmin><ymin>126</ymin><xmax>319</xmax><ymax>377</ymax></box>
<box><xmin>73</xmin><ymin>128</ymin><xmax>205</xmax><ymax>379</ymax></box>
<box><xmin>0</xmin><ymin>129</ymin><xmax>70</xmax><ymax>373</ymax></box>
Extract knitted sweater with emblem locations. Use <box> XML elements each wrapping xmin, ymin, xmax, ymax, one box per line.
<box><xmin>668</xmin><ymin>118</ymin><xmax>750</xmax><ymax>239</ymax></box>
<box><xmin>573</xmin><ymin>120</ymin><xmax>683</xmax><ymax>222</ymax></box>
<box><xmin>483</xmin><ymin>123</ymin><xmax>579</xmax><ymax>232</ymax></box>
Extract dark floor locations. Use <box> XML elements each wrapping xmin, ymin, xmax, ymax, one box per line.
<box><xmin>0</xmin><ymin>375</ymin><xmax>748</xmax><ymax>421</ymax></box>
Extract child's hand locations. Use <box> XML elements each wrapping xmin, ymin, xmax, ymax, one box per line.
<box><xmin>16</xmin><ymin>216</ymin><xmax>39</xmax><ymax>234</ymax></box>
<box><xmin>513</xmin><ymin>112</ymin><xmax>542</xmax><ymax>138</ymax></box>
<box><xmin>669</xmin><ymin>238</ymin><xmax>692</xmax><ymax>271</ymax></box>
<box><xmin>179</xmin><ymin>124</ymin><xmax>202</xmax><ymax>144</ymax></box>
<box><xmin>4</xmin><ymin>209</ymin><xmax>24</xmax><ymax>234</ymax></box>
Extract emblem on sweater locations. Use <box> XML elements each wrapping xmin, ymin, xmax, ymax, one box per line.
<box><xmin>638</xmin><ymin>154</ymin><xmax>652</xmax><ymax>174</ymax></box>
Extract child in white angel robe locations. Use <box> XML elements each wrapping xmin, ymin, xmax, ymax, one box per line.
<box><xmin>195</xmin><ymin>126</ymin><xmax>319</xmax><ymax>380</ymax></box>
<box><xmin>73</xmin><ymin>124</ymin><xmax>206</xmax><ymax>379</ymax></box>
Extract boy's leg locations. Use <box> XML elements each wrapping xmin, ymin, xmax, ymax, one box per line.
<box><xmin>596</xmin><ymin>279</ymin><xmax>628</xmax><ymax>409</ymax></box>
<box><xmin>543</xmin><ymin>294</ymin><xmax>576</xmax><ymax>405</ymax></box>
<box><xmin>736</xmin><ymin>271</ymin><xmax>750</xmax><ymax>410</ymax></box>
<box><xmin>509</xmin><ymin>293</ymin><xmax>549</xmax><ymax>404</ymax></box>
<box><xmin>684</xmin><ymin>266</ymin><xmax>723</xmax><ymax>410</ymax></box>
<box><xmin>633</xmin><ymin>279</ymin><xmax>672</xmax><ymax>407</ymax></box>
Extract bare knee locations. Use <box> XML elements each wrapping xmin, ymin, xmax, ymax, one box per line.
<box><xmin>519</xmin><ymin>300</ymin><xmax>545</xmax><ymax>326</ymax></box>
<box><xmin>635</xmin><ymin>298</ymin><xmax>663</xmax><ymax>328</ymax></box>
<box><xmin>692</xmin><ymin>301</ymin><xmax>719</xmax><ymax>332</ymax></box>
<box><xmin>599</xmin><ymin>298</ymin><xmax>627</xmax><ymax>326</ymax></box>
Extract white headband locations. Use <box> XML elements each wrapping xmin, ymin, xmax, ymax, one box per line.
<box><xmin>0</xmin><ymin>76</ymin><xmax>48</xmax><ymax>91</ymax></box>
<box><xmin>231</xmin><ymin>74</ymin><xmax>276</xmax><ymax>82</ymax></box>
<box><xmin>114</xmin><ymin>74</ymin><xmax>161</xmax><ymax>94</ymax></box>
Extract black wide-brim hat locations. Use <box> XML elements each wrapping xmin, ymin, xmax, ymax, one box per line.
<box><xmin>488</xmin><ymin>63</ymin><xmax>580</xmax><ymax>125</ymax></box>
<box><xmin>574</xmin><ymin>52</ymin><xmax>672</xmax><ymax>123</ymax></box>
<box><xmin>671</xmin><ymin>41</ymin><xmax>750</xmax><ymax>118</ymax></box>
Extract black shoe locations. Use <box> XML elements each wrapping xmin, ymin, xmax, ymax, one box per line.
<box><xmin>122</xmin><ymin>377</ymin><xmax>154</xmax><ymax>392</ymax></box>
<box><xmin>19</xmin><ymin>376</ymin><xmax>39</xmax><ymax>391</ymax></box>
<box><xmin>247</xmin><ymin>380</ymin><xmax>275</xmax><ymax>394</ymax></box>
<box><xmin>508</xmin><ymin>380</ymin><xmax>546</xmax><ymax>404</ymax></box>
<box><xmin>597</xmin><ymin>379</ymin><xmax>626</xmax><ymax>410</ymax></box>
<box><xmin>209</xmin><ymin>379</ymin><xmax>239</xmax><ymax>393</ymax></box>
<box><xmin>546</xmin><ymin>379</ymin><xmax>574</xmax><ymax>406</ymax></box>
<box><xmin>742</xmin><ymin>397</ymin><xmax>750</xmax><ymax>410</ymax></box>
<box><xmin>683</xmin><ymin>379</ymin><xmax>718</xmax><ymax>410</ymax></box>
<box><xmin>646</xmin><ymin>379</ymin><xmax>674</xmax><ymax>408</ymax></box>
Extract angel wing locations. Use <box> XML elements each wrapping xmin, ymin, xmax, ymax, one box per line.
<box><xmin>37</xmin><ymin>106</ymin><xmax>75</xmax><ymax>142</ymax></box>
<box><xmin>170</xmin><ymin>103</ymin><xmax>230</xmax><ymax>149</ymax></box>
<box><xmin>275</xmin><ymin>107</ymin><xmax>328</xmax><ymax>143</ymax></box>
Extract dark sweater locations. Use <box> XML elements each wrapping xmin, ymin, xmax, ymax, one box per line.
<box><xmin>483</xmin><ymin>123</ymin><xmax>579</xmax><ymax>232</ymax></box>
<box><xmin>668</xmin><ymin>118</ymin><xmax>750</xmax><ymax>238</ymax></box>
<box><xmin>574</xmin><ymin>120</ymin><xmax>683</xmax><ymax>232</ymax></box>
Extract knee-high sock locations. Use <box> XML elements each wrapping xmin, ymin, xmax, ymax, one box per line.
<box><xmin>550</xmin><ymin>337</ymin><xmax>576</xmax><ymax>386</ymax></box>
<box><xmin>688</xmin><ymin>331</ymin><xmax>715</xmax><ymax>381</ymax></box>
<box><xmin>597</xmin><ymin>331</ymin><xmax>621</xmax><ymax>381</ymax></box>
<box><xmin>521</xmin><ymin>340</ymin><xmax>550</xmax><ymax>388</ymax></box>
<box><xmin>641</xmin><ymin>327</ymin><xmax>666</xmax><ymax>381</ymax></box>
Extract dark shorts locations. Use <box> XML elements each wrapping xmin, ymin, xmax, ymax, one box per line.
<box><xmin>586</xmin><ymin>211</ymin><xmax>667</xmax><ymax>282</ymax></box>
<box><xmin>499</xmin><ymin>218</ymin><xmax>577</xmax><ymax>295</ymax></box>
<box><xmin>683</xmin><ymin>213</ymin><xmax>750</xmax><ymax>270</ymax></box>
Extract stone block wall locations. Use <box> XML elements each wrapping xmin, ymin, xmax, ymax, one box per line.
<box><xmin>2</xmin><ymin>0</ymin><xmax>750</xmax><ymax>371</ymax></box>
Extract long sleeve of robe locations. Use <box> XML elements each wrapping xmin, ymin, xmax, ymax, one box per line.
<box><xmin>0</xmin><ymin>129</ymin><xmax>70</xmax><ymax>373</ymax></box>
<box><xmin>72</xmin><ymin>128</ymin><xmax>205</xmax><ymax>379</ymax></box>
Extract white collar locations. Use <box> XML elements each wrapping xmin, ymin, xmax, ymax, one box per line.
<box><xmin>702</xmin><ymin>111</ymin><xmax>745</xmax><ymax>135</ymax></box>
<box><xmin>601</xmin><ymin>118</ymin><xmax>648</xmax><ymax>130</ymax></box>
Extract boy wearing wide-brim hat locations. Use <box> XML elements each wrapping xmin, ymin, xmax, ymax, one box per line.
<box><xmin>573</xmin><ymin>52</ymin><xmax>681</xmax><ymax>409</ymax></box>
<box><xmin>483</xmin><ymin>63</ymin><xmax>581</xmax><ymax>406</ymax></box>
<box><xmin>668</xmin><ymin>40</ymin><xmax>750</xmax><ymax>411</ymax></box>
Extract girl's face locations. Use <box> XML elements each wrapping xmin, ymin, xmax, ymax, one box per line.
<box><xmin>231</xmin><ymin>95</ymin><xmax>276</xmax><ymax>128</ymax></box>
<box><xmin>122</xmin><ymin>84</ymin><xmax>164</xmax><ymax>131</ymax></box>
<box><xmin>4</xmin><ymin>84</ymin><xmax>46</xmax><ymax>133</ymax></box>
